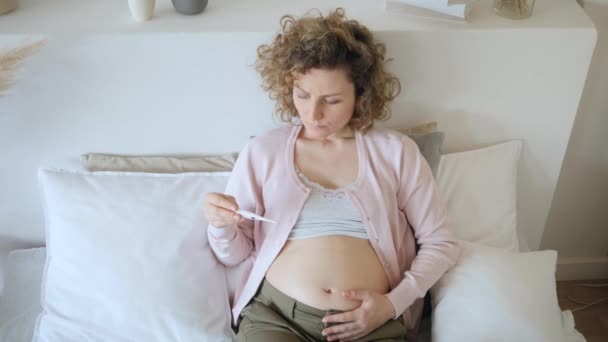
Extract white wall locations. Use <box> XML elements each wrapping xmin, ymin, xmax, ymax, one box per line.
<box><xmin>541</xmin><ymin>0</ymin><xmax>608</xmax><ymax>280</ymax></box>
<box><xmin>0</xmin><ymin>0</ymin><xmax>598</xmax><ymax>286</ymax></box>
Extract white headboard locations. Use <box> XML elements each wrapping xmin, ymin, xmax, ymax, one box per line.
<box><xmin>0</xmin><ymin>0</ymin><xmax>596</xmax><ymax>284</ymax></box>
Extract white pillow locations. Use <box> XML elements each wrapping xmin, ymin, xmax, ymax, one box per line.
<box><xmin>436</xmin><ymin>140</ymin><xmax>522</xmax><ymax>251</ymax></box>
<box><xmin>0</xmin><ymin>248</ymin><xmax>45</xmax><ymax>342</ymax></box>
<box><xmin>34</xmin><ymin>169</ymin><xmax>235</xmax><ymax>342</ymax></box>
<box><xmin>431</xmin><ymin>241</ymin><xmax>564</xmax><ymax>342</ymax></box>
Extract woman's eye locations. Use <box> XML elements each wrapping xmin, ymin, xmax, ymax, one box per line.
<box><xmin>296</xmin><ymin>93</ymin><xmax>308</xmax><ymax>99</ymax></box>
<box><xmin>325</xmin><ymin>99</ymin><xmax>341</xmax><ymax>104</ymax></box>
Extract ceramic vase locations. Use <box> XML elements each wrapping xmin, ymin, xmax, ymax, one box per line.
<box><xmin>128</xmin><ymin>0</ymin><xmax>155</xmax><ymax>22</ymax></box>
<box><xmin>171</xmin><ymin>0</ymin><xmax>208</xmax><ymax>15</ymax></box>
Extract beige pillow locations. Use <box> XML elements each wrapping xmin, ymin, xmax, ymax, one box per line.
<box><xmin>81</xmin><ymin>153</ymin><xmax>238</xmax><ymax>173</ymax></box>
<box><xmin>81</xmin><ymin>122</ymin><xmax>437</xmax><ymax>173</ymax></box>
<box><xmin>398</xmin><ymin>121</ymin><xmax>437</xmax><ymax>135</ymax></box>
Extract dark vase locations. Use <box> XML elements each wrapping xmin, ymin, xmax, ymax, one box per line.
<box><xmin>171</xmin><ymin>0</ymin><xmax>208</xmax><ymax>15</ymax></box>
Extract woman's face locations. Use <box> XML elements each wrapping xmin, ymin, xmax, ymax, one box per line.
<box><xmin>292</xmin><ymin>67</ymin><xmax>356</xmax><ymax>139</ymax></box>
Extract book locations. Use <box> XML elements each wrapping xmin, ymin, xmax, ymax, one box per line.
<box><xmin>385</xmin><ymin>0</ymin><xmax>477</xmax><ymax>21</ymax></box>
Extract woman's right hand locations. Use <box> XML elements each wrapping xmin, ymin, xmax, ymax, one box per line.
<box><xmin>203</xmin><ymin>192</ymin><xmax>243</xmax><ymax>228</ymax></box>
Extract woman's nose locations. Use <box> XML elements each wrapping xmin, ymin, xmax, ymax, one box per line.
<box><xmin>310</xmin><ymin>103</ymin><xmax>323</xmax><ymax>121</ymax></box>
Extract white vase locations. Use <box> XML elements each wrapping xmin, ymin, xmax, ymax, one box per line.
<box><xmin>0</xmin><ymin>0</ymin><xmax>18</xmax><ymax>15</ymax></box>
<box><xmin>128</xmin><ymin>0</ymin><xmax>155</xmax><ymax>22</ymax></box>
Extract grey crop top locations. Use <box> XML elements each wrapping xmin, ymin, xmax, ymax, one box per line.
<box><xmin>287</xmin><ymin>167</ymin><xmax>368</xmax><ymax>240</ymax></box>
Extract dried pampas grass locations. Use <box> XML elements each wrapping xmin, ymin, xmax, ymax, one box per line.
<box><xmin>0</xmin><ymin>40</ymin><xmax>45</xmax><ymax>96</ymax></box>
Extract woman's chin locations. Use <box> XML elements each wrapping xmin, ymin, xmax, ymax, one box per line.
<box><xmin>303</xmin><ymin>125</ymin><xmax>330</xmax><ymax>138</ymax></box>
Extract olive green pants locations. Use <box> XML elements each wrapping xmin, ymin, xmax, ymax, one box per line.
<box><xmin>236</xmin><ymin>279</ymin><xmax>407</xmax><ymax>342</ymax></box>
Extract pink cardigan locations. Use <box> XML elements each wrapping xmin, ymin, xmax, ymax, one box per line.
<box><xmin>208</xmin><ymin>124</ymin><xmax>459</xmax><ymax>328</ymax></box>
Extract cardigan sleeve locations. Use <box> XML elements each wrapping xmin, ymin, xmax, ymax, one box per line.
<box><xmin>208</xmin><ymin>140</ymin><xmax>263</xmax><ymax>267</ymax></box>
<box><xmin>385</xmin><ymin>135</ymin><xmax>460</xmax><ymax>319</ymax></box>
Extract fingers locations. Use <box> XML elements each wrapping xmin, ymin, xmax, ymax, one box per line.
<box><xmin>204</xmin><ymin>193</ymin><xmax>242</xmax><ymax>227</ymax></box>
<box><xmin>322</xmin><ymin>310</ymin><xmax>357</xmax><ymax>324</ymax></box>
<box><xmin>342</xmin><ymin>289</ymin><xmax>370</xmax><ymax>301</ymax></box>
<box><xmin>322</xmin><ymin>322</ymin><xmax>363</xmax><ymax>342</ymax></box>
<box><xmin>323</xmin><ymin>290</ymin><xmax>391</xmax><ymax>341</ymax></box>
<box><xmin>208</xmin><ymin>193</ymin><xmax>238</xmax><ymax>211</ymax></box>
<box><xmin>210</xmin><ymin>207</ymin><xmax>241</xmax><ymax>226</ymax></box>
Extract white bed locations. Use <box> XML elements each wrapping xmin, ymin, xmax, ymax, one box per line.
<box><xmin>0</xmin><ymin>140</ymin><xmax>588</xmax><ymax>342</ymax></box>
<box><xmin>0</xmin><ymin>246</ymin><xmax>587</xmax><ymax>342</ymax></box>
<box><xmin>0</xmin><ymin>246</ymin><xmax>588</xmax><ymax>342</ymax></box>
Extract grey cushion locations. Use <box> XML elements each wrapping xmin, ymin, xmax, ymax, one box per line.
<box><xmin>407</xmin><ymin>131</ymin><xmax>445</xmax><ymax>177</ymax></box>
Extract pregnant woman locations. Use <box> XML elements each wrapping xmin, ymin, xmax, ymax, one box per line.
<box><xmin>204</xmin><ymin>8</ymin><xmax>459</xmax><ymax>342</ymax></box>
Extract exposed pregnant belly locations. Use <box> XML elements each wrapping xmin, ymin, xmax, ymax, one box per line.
<box><xmin>265</xmin><ymin>235</ymin><xmax>390</xmax><ymax>311</ymax></box>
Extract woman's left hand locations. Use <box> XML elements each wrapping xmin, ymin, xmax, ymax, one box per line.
<box><xmin>321</xmin><ymin>289</ymin><xmax>396</xmax><ymax>342</ymax></box>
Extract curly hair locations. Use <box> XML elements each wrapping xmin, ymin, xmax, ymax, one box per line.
<box><xmin>255</xmin><ymin>8</ymin><xmax>401</xmax><ymax>132</ymax></box>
